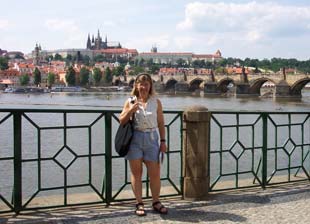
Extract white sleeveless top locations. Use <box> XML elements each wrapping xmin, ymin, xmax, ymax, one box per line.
<box><xmin>132</xmin><ymin>96</ymin><xmax>158</xmax><ymax>131</ymax></box>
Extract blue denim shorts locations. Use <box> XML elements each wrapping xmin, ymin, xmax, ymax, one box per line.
<box><xmin>125</xmin><ymin>130</ymin><xmax>160</xmax><ymax>162</ymax></box>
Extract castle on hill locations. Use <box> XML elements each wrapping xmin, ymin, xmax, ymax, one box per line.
<box><xmin>86</xmin><ymin>30</ymin><xmax>122</xmax><ymax>50</ymax></box>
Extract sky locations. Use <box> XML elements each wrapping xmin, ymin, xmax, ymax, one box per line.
<box><xmin>1</xmin><ymin>0</ymin><xmax>310</xmax><ymax>60</ymax></box>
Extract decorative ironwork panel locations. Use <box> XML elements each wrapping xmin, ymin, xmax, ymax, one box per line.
<box><xmin>20</xmin><ymin>111</ymin><xmax>106</xmax><ymax>210</ymax></box>
<box><xmin>209</xmin><ymin>111</ymin><xmax>310</xmax><ymax>191</ymax></box>
<box><xmin>265</xmin><ymin>113</ymin><xmax>310</xmax><ymax>184</ymax></box>
<box><xmin>209</xmin><ymin>112</ymin><xmax>263</xmax><ymax>191</ymax></box>
<box><xmin>0</xmin><ymin>112</ymin><xmax>14</xmax><ymax>213</ymax></box>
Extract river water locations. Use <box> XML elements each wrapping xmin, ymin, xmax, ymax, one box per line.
<box><xmin>0</xmin><ymin>89</ymin><xmax>309</xmax><ymax>111</ymax></box>
<box><xmin>0</xmin><ymin>90</ymin><xmax>309</xmax><ymax>206</ymax></box>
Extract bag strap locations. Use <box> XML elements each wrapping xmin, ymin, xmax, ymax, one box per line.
<box><xmin>129</xmin><ymin>112</ymin><xmax>135</xmax><ymax>123</ymax></box>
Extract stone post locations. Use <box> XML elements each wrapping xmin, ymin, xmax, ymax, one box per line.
<box><xmin>183</xmin><ymin>106</ymin><xmax>210</xmax><ymax>200</ymax></box>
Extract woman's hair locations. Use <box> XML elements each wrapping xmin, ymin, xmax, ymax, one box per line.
<box><xmin>131</xmin><ymin>73</ymin><xmax>155</xmax><ymax>97</ymax></box>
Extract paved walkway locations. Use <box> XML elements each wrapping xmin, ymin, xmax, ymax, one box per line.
<box><xmin>1</xmin><ymin>182</ymin><xmax>309</xmax><ymax>224</ymax></box>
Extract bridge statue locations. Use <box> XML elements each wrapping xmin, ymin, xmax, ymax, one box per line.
<box><xmin>210</xmin><ymin>69</ymin><xmax>215</xmax><ymax>82</ymax></box>
<box><xmin>282</xmin><ymin>67</ymin><xmax>286</xmax><ymax>81</ymax></box>
<box><xmin>242</xmin><ymin>66</ymin><xmax>248</xmax><ymax>83</ymax></box>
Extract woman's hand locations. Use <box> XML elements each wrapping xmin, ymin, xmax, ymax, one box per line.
<box><xmin>129</xmin><ymin>102</ymin><xmax>139</xmax><ymax>115</ymax></box>
<box><xmin>160</xmin><ymin>142</ymin><xmax>167</xmax><ymax>153</ymax></box>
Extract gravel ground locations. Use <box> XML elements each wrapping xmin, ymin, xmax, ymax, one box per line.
<box><xmin>1</xmin><ymin>182</ymin><xmax>309</xmax><ymax>224</ymax></box>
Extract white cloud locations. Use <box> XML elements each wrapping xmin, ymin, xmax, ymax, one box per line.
<box><xmin>177</xmin><ymin>1</ymin><xmax>310</xmax><ymax>42</ymax></box>
<box><xmin>0</xmin><ymin>19</ymin><xmax>9</xmax><ymax>29</ymax></box>
<box><xmin>44</xmin><ymin>19</ymin><xmax>85</xmax><ymax>49</ymax></box>
<box><xmin>45</xmin><ymin>19</ymin><xmax>79</xmax><ymax>32</ymax></box>
<box><xmin>174</xmin><ymin>36</ymin><xmax>194</xmax><ymax>50</ymax></box>
<box><xmin>102</xmin><ymin>21</ymin><xmax>116</xmax><ymax>27</ymax></box>
<box><xmin>125</xmin><ymin>34</ymin><xmax>171</xmax><ymax>52</ymax></box>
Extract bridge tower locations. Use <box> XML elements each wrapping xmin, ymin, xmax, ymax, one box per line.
<box><xmin>204</xmin><ymin>69</ymin><xmax>219</xmax><ymax>94</ymax></box>
<box><xmin>235</xmin><ymin>66</ymin><xmax>251</xmax><ymax>96</ymax></box>
<box><xmin>274</xmin><ymin>67</ymin><xmax>292</xmax><ymax>97</ymax></box>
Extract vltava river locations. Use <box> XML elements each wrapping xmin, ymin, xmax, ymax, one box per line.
<box><xmin>0</xmin><ymin>89</ymin><xmax>309</xmax><ymax>111</ymax></box>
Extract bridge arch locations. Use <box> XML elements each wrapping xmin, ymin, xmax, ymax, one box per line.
<box><xmin>114</xmin><ymin>78</ymin><xmax>122</xmax><ymax>86</ymax></box>
<box><xmin>217</xmin><ymin>78</ymin><xmax>234</xmax><ymax>93</ymax></box>
<box><xmin>250</xmin><ymin>77</ymin><xmax>275</xmax><ymax>95</ymax></box>
<box><xmin>189</xmin><ymin>78</ymin><xmax>204</xmax><ymax>91</ymax></box>
<box><xmin>165</xmin><ymin>78</ymin><xmax>178</xmax><ymax>91</ymax></box>
<box><xmin>290</xmin><ymin>77</ymin><xmax>310</xmax><ymax>96</ymax></box>
<box><xmin>128</xmin><ymin>78</ymin><xmax>135</xmax><ymax>87</ymax></box>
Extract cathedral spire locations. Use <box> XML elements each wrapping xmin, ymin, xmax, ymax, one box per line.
<box><xmin>86</xmin><ymin>33</ymin><xmax>91</xmax><ymax>49</ymax></box>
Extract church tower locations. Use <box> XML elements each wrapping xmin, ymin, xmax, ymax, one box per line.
<box><xmin>33</xmin><ymin>43</ymin><xmax>40</xmax><ymax>65</ymax></box>
<box><xmin>95</xmin><ymin>29</ymin><xmax>102</xmax><ymax>50</ymax></box>
<box><xmin>151</xmin><ymin>45</ymin><xmax>157</xmax><ymax>53</ymax></box>
<box><xmin>86</xmin><ymin>34</ymin><xmax>91</xmax><ymax>49</ymax></box>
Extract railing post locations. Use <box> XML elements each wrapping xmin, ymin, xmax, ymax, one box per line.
<box><xmin>182</xmin><ymin>106</ymin><xmax>210</xmax><ymax>200</ymax></box>
<box><xmin>13</xmin><ymin>112</ymin><xmax>22</xmax><ymax>214</ymax></box>
<box><xmin>105</xmin><ymin>112</ymin><xmax>112</xmax><ymax>205</ymax></box>
<box><xmin>262</xmin><ymin>113</ymin><xmax>268</xmax><ymax>189</ymax></box>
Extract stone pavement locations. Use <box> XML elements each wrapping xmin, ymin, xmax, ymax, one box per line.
<box><xmin>0</xmin><ymin>181</ymin><xmax>309</xmax><ymax>224</ymax></box>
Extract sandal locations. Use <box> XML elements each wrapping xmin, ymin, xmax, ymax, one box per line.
<box><xmin>152</xmin><ymin>201</ymin><xmax>168</xmax><ymax>215</ymax></box>
<box><xmin>135</xmin><ymin>202</ymin><xmax>146</xmax><ymax>216</ymax></box>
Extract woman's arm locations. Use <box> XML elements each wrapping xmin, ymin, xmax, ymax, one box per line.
<box><xmin>157</xmin><ymin>99</ymin><xmax>167</xmax><ymax>152</ymax></box>
<box><xmin>119</xmin><ymin>99</ymin><xmax>139</xmax><ymax>125</ymax></box>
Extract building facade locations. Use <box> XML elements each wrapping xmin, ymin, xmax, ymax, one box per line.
<box><xmin>136</xmin><ymin>47</ymin><xmax>222</xmax><ymax>65</ymax></box>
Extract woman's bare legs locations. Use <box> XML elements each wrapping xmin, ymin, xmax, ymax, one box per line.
<box><xmin>129</xmin><ymin>159</ymin><xmax>143</xmax><ymax>203</ymax></box>
<box><xmin>145</xmin><ymin>160</ymin><xmax>168</xmax><ymax>213</ymax></box>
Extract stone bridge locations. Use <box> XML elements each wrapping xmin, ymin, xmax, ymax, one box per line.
<box><xmin>114</xmin><ymin>71</ymin><xmax>310</xmax><ymax>98</ymax></box>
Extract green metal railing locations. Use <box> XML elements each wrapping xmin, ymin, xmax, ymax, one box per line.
<box><xmin>1</xmin><ymin>108</ymin><xmax>309</xmax><ymax>214</ymax></box>
<box><xmin>0</xmin><ymin>109</ymin><xmax>183</xmax><ymax>214</ymax></box>
<box><xmin>209</xmin><ymin>111</ymin><xmax>310</xmax><ymax>191</ymax></box>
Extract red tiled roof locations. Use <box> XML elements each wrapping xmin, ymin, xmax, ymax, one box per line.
<box><xmin>0</xmin><ymin>69</ymin><xmax>20</xmax><ymax>76</ymax></box>
<box><xmin>95</xmin><ymin>48</ymin><xmax>138</xmax><ymax>54</ymax></box>
<box><xmin>140</xmin><ymin>52</ymin><xmax>193</xmax><ymax>56</ymax></box>
<box><xmin>227</xmin><ymin>67</ymin><xmax>249</xmax><ymax>74</ymax></box>
<box><xmin>18</xmin><ymin>63</ymin><xmax>35</xmax><ymax>69</ymax></box>
<box><xmin>193</xmin><ymin>54</ymin><xmax>222</xmax><ymax>59</ymax></box>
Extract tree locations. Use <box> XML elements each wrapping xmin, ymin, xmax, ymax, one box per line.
<box><xmin>128</xmin><ymin>71</ymin><xmax>135</xmax><ymax>76</ymax></box>
<box><xmin>103</xmin><ymin>67</ymin><xmax>113</xmax><ymax>84</ymax></box>
<box><xmin>150</xmin><ymin>64</ymin><xmax>160</xmax><ymax>74</ymax></box>
<box><xmin>133</xmin><ymin>66</ymin><xmax>145</xmax><ymax>75</ymax></box>
<box><xmin>47</xmin><ymin>72</ymin><xmax>56</xmax><ymax>87</ymax></box>
<box><xmin>33</xmin><ymin>67</ymin><xmax>41</xmax><ymax>86</ymax></box>
<box><xmin>138</xmin><ymin>58</ymin><xmax>145</xmax><ymax>66</ymax></box>
<box><xmin>15</xmin><ymin>54</ymin><xmax>24</xmax><ymax>59</ymax></box>
<box><xmin>0</xmin><ymin>57</ymin><xmax>9</xmax><ymax>70</ymax></box>
<box><xmin>83</xmin><ymin>55</ymin><xmax>91</xmax><ymax>66</ymax></box>
<box><xmin>66</xmin><ymin>54</ymin><xmax>73</xmax><ymax>61</ymax></box>
<box><xmin>65</xmin><ymin>66</ymin><xmax>76</xmax><ymax>86</ymax></box>
<box><xmin>54</xmin><ymin>53</ymin><xmax>63</xmax><ymax>61</ymax></box>
<box><xmin>176</xmin><ymin>58</ymin><xmax>186</xmax><ymax>67</ymax></box>
<box><xmin>214</xmin><ymin>67</ymin><xmax>228</xmax><ymax>75</ymax></box>
<box><xmin>146</xmin><ymin>58</ymin><xmax>154</xmax><ymax>67</ymax></box>
<box><xmin>92</xmin><ymin>67</ymin><xmax>102</xmax><ymax>85</ymax></box>
<box><xmin>79</xmin><ymin>67</ymin><xmax>90</xmax><ymax>86</ymax></box>
<box><xmin>19</xmin><ymin>74</ymin><xmax>30</xmax><ymax>86</ymax></box>
<box><xmin>45</xmin><ymin>55</ymin><xmax>53</xmax><ymax>62</ymax></box>
<box><xmin>112</xmin><ymin>65</ymin><xmax>125</xmax><ymax>77</ymax></box>
<box><xmin>94</xmin><ymin>54</ymin><xmax>105</xmax><ymax>62</ymax></box>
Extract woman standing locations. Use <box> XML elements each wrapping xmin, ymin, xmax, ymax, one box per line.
<box><xmin>119</xmin><ymin>73</ymin><xmax>168</xmax><ymax>216</ymax></box>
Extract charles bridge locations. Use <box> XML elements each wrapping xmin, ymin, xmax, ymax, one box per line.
<box><xmin>114</xmin><ymin>70</ymin><xmax>310</xmax><ymax>98</ymax></box>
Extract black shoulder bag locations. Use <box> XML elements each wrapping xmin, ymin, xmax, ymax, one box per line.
<box><xmin>114</xmin><ymin>115</ymin><xmax>134</xmax><ymax>157</ymax></box>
